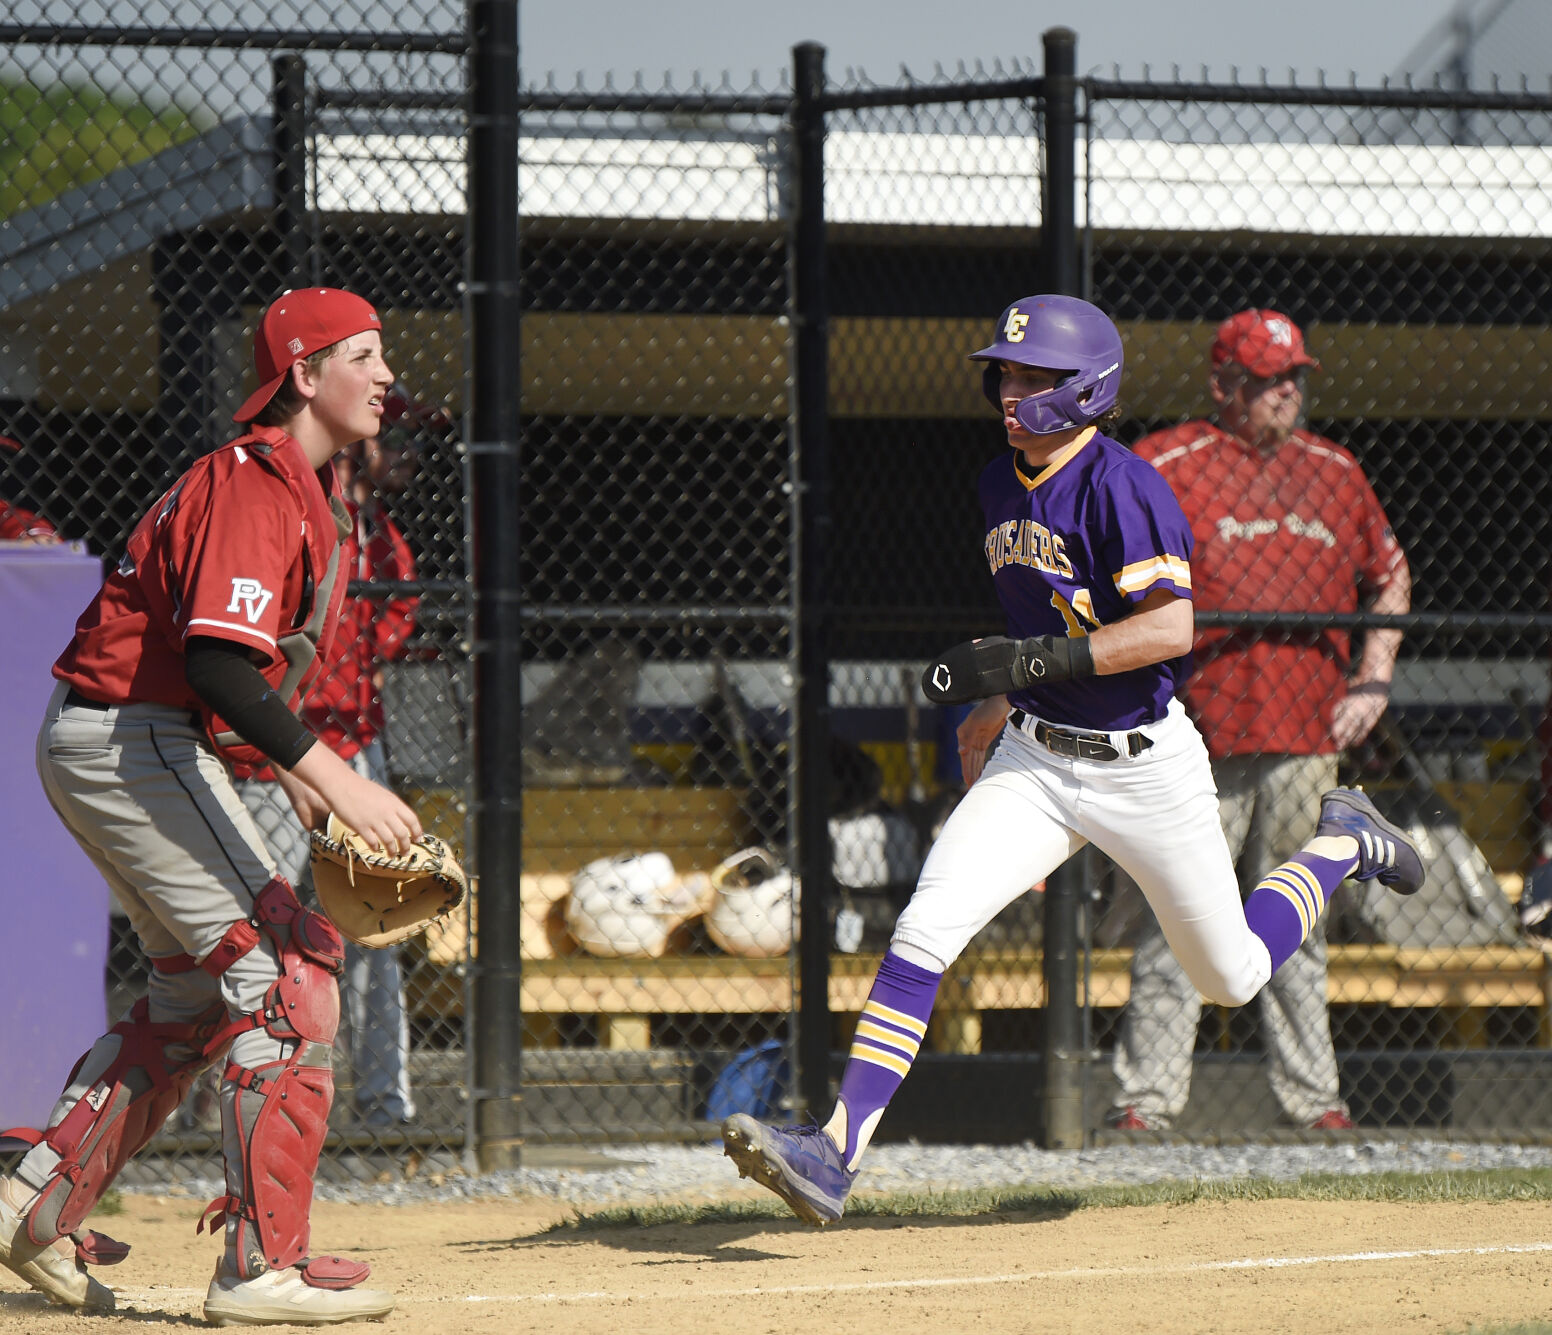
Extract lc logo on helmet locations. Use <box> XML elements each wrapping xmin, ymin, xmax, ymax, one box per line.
<box><xmin>1003</xmin><ymin>309</ymin><xmax>1029</xmax><ymax>342</ymax></box>
<box><xmin>930</xmin><ymin>663</ymin><xmax>953</xmax><ymax>694</ymax></box>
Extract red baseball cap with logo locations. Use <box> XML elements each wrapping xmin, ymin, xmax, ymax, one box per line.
<box><xmin>234</xmin><ymin>287</ymin><xmax>383</xmax><ymax>423</ymax></box>
<box><xmin>1211</xmin><ymin>308</ymin><xmax>1321</xmax><ymax>378</ymax></box>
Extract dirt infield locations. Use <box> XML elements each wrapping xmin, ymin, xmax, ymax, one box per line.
<box><xmin>1</xmin><ymin>1191</ymin><xmax>1548</xmax><ymax>1334</ymax></box>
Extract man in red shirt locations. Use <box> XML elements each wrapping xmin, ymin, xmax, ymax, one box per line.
<box><xmin>0</xmin><ymin>288</ymin><xmax>419</xmax><ymax>1324</ymax></box>
<box><xmin>1108</xmin><ymin>309</ymin><xmax>1410</xmax><ymax>1133</ymax></box>
<box><xmin>235</xmin><ymin>395</ymin><xmax>428</xmax><ymax>1128</ymax></box>
<box><xmin>0</xmin><ymin>434</ymin><xmax>60</xmax><ymax>542</ymax></box>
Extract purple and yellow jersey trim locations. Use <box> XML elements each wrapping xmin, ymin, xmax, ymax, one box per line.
<box><xmin>976</xmin><ymin>429</ymin><xmax>1195</xmax><ymax>731</ymax></box>
<box><xmin>1115</xmin><ymin>553</ymin><xmax>1192</xmax><ymax>597</ymax></box>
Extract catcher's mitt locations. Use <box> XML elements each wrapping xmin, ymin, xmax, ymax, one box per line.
<box><xmin>308</xmin><ymin>813</ymin><xmax>467</xmax><ymax>948</ymax></box>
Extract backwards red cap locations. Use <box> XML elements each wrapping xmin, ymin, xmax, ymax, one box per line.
<box><xmin>234</xmin><ymin>287</ymin><xmax>383</xmax><ymax>423</ymax></box>
<box><xmin>1211</xmin><ymin>309</ymin><xmax>1320</xmax><ymax>378</ymax></box>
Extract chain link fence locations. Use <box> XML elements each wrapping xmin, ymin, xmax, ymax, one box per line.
<box><xmin>0</xmin><ymin>3</ymin><xmax>475</xmax><ymax>1180</ymax></box>
<box><xmin>1079</xmin><ymin>79</ymin><xmax>1552</xmax><ymax>1139</ymax></box>
<box><xmin>6</xmin><ymin>11</ymin><xmax>1552</xmax><ymax>1168</ymax></box>
<box><xmin>503</xmin><ymin>84</ymin><xmax>799</xmax><ymax>1143</ymax></box>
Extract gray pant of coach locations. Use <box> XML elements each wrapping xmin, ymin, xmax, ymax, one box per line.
<box><xmin>1111</xmin><ymin>753</ymin><xmax>1347</xmax><ymax>1129</ymax></box>
<box><xmin>237</xmin><ymin>740</ymin><xmax>415</xmax><ymax>1126</ymax></box>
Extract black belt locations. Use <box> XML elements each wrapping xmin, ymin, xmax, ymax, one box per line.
<box><xmin>64</xmin><ymin>687</ymin><xmax>111</xmax><ymax>711</ymax></box>
<box><xmin>1008</xmin><ymin>708</ymin><xmax>1154</xmax><ymax>762</ymax></box>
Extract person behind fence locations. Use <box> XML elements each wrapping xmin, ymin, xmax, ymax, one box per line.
<box><xmin>719</xmin><ymin>293</ymin><xmax>1425</xmax><ymax>1227</ymax></box>
<box><xmin>233</xmin><ymin>394</ymin><xmax>429</xmax><ymax>1129</ymax></box>
<box><xmin>1106</xmin><ymin>308</ymin><xmax>1411</xmax><ymax>1133</ymax></box>
<box><xmin>0</xmin><ymin>287</ymin><xmax>420</xmax><ymax>1324</ymax></box>
<box><xmin>0</xmin><ymin>432</ymin><xmax>61</xmax><ymax>542</ymax></box>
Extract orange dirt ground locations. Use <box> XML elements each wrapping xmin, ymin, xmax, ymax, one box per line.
<box><xmin>0</xmin><ymin>1189</ymin><xmax>1549</xmax><ymax>1334</ymax></box>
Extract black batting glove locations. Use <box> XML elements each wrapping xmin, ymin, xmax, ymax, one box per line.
<box><xmin>921</xmin><ymin>634</ymin><xmax>1095</xmax><ymax>705</ymax></box>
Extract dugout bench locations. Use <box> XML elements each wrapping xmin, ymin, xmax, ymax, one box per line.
<box><xmin>409</xmin><ymin>937</ymin><xmax>1552</xmax><ymax>1055</ymax></box>
<box><xmin>403</xmin><ymin>776</ymin><xmax>1552</xmax><ymax>1054</ymax></box>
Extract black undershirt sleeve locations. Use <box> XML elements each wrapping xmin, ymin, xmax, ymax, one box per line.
<box><xmin>184</xmin><ymin>636</ymin><xmax>317</xmax><ymax>771</ymax></box>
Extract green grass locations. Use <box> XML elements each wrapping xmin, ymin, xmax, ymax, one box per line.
<box><xmin>1450</xmin><ymin>1326</ymin><xmax>1552</xmax><ymax>1335</ymax></box>
<box><xmin>542</xmin><ymin>1166</ymin><xmax>1552</xmax><ymax>1233</ymax></box>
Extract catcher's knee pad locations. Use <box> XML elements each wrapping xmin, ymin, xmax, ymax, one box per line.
<box><xmin>15</xmin><ymin>991</ymin><xmax>229</xmax><ymax>1247</ymax></box>
<box><xmin>198</xmin><ymin>876</ymin><xmax>345</xmax><ymax>1278</ymax></box>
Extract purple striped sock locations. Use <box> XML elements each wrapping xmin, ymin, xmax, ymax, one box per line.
<box><xmin>1243</xmin><ymin>850</ymin><xmax>1355</xmax><ymax>975</ymax></box>
<box><xmin>832</xmin><ymin>950</ymin><xmax>942</xmax><ymax>1165</ymax></box>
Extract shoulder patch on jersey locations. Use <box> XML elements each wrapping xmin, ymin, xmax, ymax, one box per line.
<box><xmin>226</xmin><ymin>577</ymin><xmax>276</xmax><ymax>624</ymax></box>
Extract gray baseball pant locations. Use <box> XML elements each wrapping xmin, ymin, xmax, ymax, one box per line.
<box><xmin>1111</xmin><ymin>752</ymin><xmax>1346</xmax><ymax>1128</ymax></box>
<box><xmin>21</xmin><ymin>684</ymin><xmax>296</xmax><ymax>1200</ymax></box>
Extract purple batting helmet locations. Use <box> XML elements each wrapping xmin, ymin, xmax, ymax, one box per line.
<box><xmin>968</xmin><ymin>294</ymin><xmax>1124</xmax><ymax>435</ymax></box>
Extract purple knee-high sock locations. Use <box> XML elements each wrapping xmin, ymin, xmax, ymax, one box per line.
<box><xmin>1243</xmin><ymin>850</ymin><xmax>1357</xmax><ymax>975</ymax></box>
<box><xmin>828</xmin><ymin>950</ymin><xmax>942</xmax><ymax>1169</ymax></box>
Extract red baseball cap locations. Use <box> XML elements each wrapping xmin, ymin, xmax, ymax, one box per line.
<box><xmin>234</xmin><ymin>287</ymin><xmax>383</xmax><ymax>423</ymax></box>
<box><xmin>0</xmin><ymin>434</ymin><xmax>21</xmax><ymax>454</ymax></box>
<box><xmin>1210</xmin><ymin>309</ymin><xmax>1321</xmax><ymax>378</ymax></box>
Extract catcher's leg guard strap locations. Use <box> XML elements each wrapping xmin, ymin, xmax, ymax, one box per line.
<box><xmin>21</xmin><ymin>996</ymin><xmax>228</xmax><ymax>1246</ymax></box>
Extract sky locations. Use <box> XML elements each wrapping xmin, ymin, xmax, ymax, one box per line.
<box><xmin>517</xmin><ymin>0</ymin><xmax>1545</xmax><ymax>91</ymax></box>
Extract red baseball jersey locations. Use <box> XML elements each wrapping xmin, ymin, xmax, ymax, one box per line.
<box><xmin>55</xmin><ymin>426</ymin><xmax>349</xmax><ymax>747</ymax></box>
<box><xmin>1133</xmin><ymin>421</ymin><xmax>1406</xmax><ymax>756</ymax></box>
<box><xmin>0</xmin><ymin>499</ymin><xmax>56</xmax><ymax>540</ymax></box>
<box><xmin>228</xmin><ymin>497</ymin><xmax>417</xmax><ymax>783</ymax></box>
<box><xmin>302</xmin><ymin>498</ymin><xmax>417</xmax><ymax>760</ymax></box>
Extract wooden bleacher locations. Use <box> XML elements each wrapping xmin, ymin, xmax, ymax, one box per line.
<box><xmin>410</xmin><ymin>939</ymin><xmax>1552</xmax><ymax>1056</ymax></box>
<box><xmin>405</xmin><ymin>778</ymin><xmax>1552</xmax><ymax>1055</ymax></box>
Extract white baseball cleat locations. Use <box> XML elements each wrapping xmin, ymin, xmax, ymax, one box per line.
<box><xmin>203</xmin><ymin>1265</ymin><xmax>395</xmax><ymax>1327</ymax></box>
<box><xmin>0</xmin><ymin>1175</ymin><xmax>115</xmax><ymax>1312</ymax></box>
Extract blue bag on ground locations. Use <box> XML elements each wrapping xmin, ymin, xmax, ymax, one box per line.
<box><xmin>705</xmin><ymin>1039</ymin><xmax>790</xmax><ymax>1123</ymax></box>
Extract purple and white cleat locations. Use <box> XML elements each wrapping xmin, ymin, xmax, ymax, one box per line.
<box><xmin>1316</xmin><ymin>788</ymin><xmax>1425</xmax><ymax>896</ymax></box>
<box><xmin>721</xmin><ymin>1115</ymin><xmax>856</xmax><ymax>1227</ymax></box>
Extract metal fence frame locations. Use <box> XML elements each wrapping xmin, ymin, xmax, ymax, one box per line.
<box><xmin>8</xmin><ymin>10</ymin><xmax>1552</xmax><ymax>1168</ymax></box>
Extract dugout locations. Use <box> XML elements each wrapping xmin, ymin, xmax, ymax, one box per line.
<box><xmin>6</xmin><ymin>94</ymin><xmax>1552</xmax><ymax>1142</ymax></box>
<box><xmin>4</xmin><ymin>108</ymin><xmax>1551</xmax><ymax>840</ymax></box>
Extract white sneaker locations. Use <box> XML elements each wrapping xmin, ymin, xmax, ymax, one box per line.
<box><xmin>0</xmin><ymin>1175</ymin><xmax>115</xmax><ymax>1312</ymax></box>
<box><xmin>203</xmin><ymin>1266</ymin><xmax>396</xmax><ymax>1326</ymax></box>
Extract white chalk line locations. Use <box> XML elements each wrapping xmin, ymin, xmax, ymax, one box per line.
<box><xmin>108</xmin><ymin>1239</ymin><xmax>1552</xmax><ymax>1309</ymax></box>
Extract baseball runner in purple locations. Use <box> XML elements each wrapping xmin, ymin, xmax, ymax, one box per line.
<box><xmin>721</xmin><ymin>294</ymin><xmax>1425</xmax><ymax>1226</ymax></box>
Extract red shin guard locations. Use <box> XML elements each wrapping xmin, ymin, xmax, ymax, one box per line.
<box><xmin>15</xmin><ymin>995</ymin><xmax>229</xmax><ymax>1247</ymax></box>
<box><xmin>197</xmin><ymin>878</ymin><xmax>348</xmax><ymax>1280</ymax></box>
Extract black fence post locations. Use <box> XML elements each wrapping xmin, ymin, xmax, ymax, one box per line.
<box><xmin>791</xmin><ymin>39</ymin><xmax>835</xmax><ymax>1122</ymax></box>
<box><xmin>271</xmin><ymin>54</ymin><xmax>309</xmax><ymax>286</ymax></box>
<box><xmin>1040</xmin><ymin>27</ymin><xmax>1079</xmax><ymax>297</ymax></box>
<box><xmin>1040</xmin><ymin>24</ymin><xmax>1085</xmax><ymax>1151</ymax></box>
<box><xmin>468</xmin><ymin>0</ymin><xmax>525</xmax><ymax>1171</ymax></box>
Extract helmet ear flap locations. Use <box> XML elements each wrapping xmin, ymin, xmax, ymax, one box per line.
<box><xmin>981</xmin><ymin>362</ymin><xmax>1002</xmax><ymax>410</ymax></box>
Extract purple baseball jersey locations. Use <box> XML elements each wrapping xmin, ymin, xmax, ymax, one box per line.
<box><xmin>978</xmin><ymin>429</ymin><xmax>1194</xmax><ymax>730</ymax></box>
